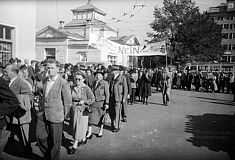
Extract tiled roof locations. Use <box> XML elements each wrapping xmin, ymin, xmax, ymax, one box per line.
<box><xmin>108</xmin><ymin>35</ymin><xmax>140</xmax><ymax>45</ymax></box>
<box><xmin>36</xmin><ymin>26</ymin><xmax>84</xmax><ymax>40</ymax></box>
<box><xmin>71</xmin><ymin>3</ymin><xmax>106</xmax><ymax>15</ymax></box>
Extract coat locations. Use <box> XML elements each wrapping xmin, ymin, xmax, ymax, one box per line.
<box><xmin>9</xmin><ymin>77</ymin><xmax>32</xmax><ymax>124</ymax></box>
<box><xmin>92</xmin><ymin>79</ymin><xmax>110</xmax><ymax>104</ymax></box>
<box><xmin>0</xmin><ymin>77</ymin><xmax>19</xmax><ymax>128</ymax></box>
<box><xmin>109</xmin><ymin>75</ymin><xmax>128</xmax><ymax>102</ymax></box>
<box><xmin>41</xmin><ymin>75</ymin><xmax>72</xmax><ymax>123</ymax></box>
<box><xmin>139</xmin><ymin>74</ymin><xmax>152</xmax><ymax>97</ymax></box>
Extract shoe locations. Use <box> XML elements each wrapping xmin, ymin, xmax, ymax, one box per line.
<box><xmin>24</xmin><ymin>144</ymin><xmax>32</xmax><ymax>152</ymax></box>
<box><xmin>112</xmin><ymin>128</ymin><xmax>119</xmax><ymax>133</ymax></box>
<box><xmin>68</xmin><ymin>147</ymin><xmax>77</xmax><ymax>154</ymax></box>
<box><xmin>82</xmin><ymin>139</ymin><xmax>87</xmax><ymax>145</ymax></box>
<box><xmin>86</xmin><ymin>134</ymin><xmax>93</xmax><ymax>140</ymax></box>
<box><xmin>97</xmin><ymin>134</ymin><xmax>103</xmax><ymax>138</ymax></box>
<box><xmin>145</xmin><ymin>102</ymin><xmax>148</xmax><ymax>105</ymax></box>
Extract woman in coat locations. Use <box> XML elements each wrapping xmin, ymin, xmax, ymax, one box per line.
<box><xmin>69</xmin><ymin>71</ymin><xmax>95</xmax><ymax>154</ymax></box>
<box><xmin>140</xmin><ymin>70</ymin><xmax>152</xmax><ymax>105</ymax></box>
<box><xmin>86</xmin><ymin>69</ymin><xmax>110</xmax><ymax>138</ymax></box>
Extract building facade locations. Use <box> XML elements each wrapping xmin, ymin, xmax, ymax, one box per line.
<box><xmin>36</xmin><ymin>1</ymin><xmax>140</xmax><ymax>67</ymax></box>
<box><xmin>0</xmin><ymin>0</ymin><xmax>36</xmax><ymax>66</ymax></box>
<box><xmin>208</xmin><ymin>0</ymin><xmax>235</xmax><ymax>62</ymax></box>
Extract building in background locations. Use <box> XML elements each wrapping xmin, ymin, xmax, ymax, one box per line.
<box><xmin>208</xmin><ymin>0</ymin><xmax>235</xmax><ymax>63</ymax></box>
<box><xmin>36</xmin><ymin>1</ymin><xmax>140</xmax><ymax>66</ymax></box>
<box><xmin>0</xmin><ymin>0</ymin><xmax>36</xmax><ymax>66</ymax></box>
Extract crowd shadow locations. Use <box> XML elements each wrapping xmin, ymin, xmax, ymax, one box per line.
<box><xmin>185</xmin><ymin>114</ymin><xmax>235</xmax><ymax>160</ymax></box>
<box><xmin>192</xmin><ymin>96</ymin><xmax>232</xmax><ymax>102</ymax></box>
<box><xmin>4</xmin><ymin>139</ymin><xmax>43</xmax><ymax>160</ymax></box>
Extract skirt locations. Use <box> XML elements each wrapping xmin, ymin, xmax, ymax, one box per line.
<box><xmin>89</xmin><ymin>101</ymin><xmax>104</xmax><ymax>125</ymax></box>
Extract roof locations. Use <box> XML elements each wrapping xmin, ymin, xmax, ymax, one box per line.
<box><xmin>36</xmin><ymin>26</ymin><xmax>84</xmax><ymax>40</ymax></box>
<box><xmin>64</xmin><ymin>19</ymin><xmax>115</xmax><ymax>32</ymax></box>
<box><xmin>108</xmin><ymin>35</ymin><xmax>140</xmax><ymax>46</ymax></box>
<box><xmin>71</xmin><ymin>2</ymin><xmax>106</xmax><ymax>16</ymax></box>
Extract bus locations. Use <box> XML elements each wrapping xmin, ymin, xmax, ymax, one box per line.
<box><xmin>183</xmin><ymin>62</ymin><xmax>235</xmax><ymax>75</ymax></box>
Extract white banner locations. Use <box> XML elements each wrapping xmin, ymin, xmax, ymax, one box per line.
<box><xmin>89</xmin><ymin>33</ymin><xmax>166</xmax><ymax>56</ymax></box>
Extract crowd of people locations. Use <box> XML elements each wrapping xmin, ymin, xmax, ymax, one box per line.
<box><xmin>0</xmin><ymin>57</ymin><xmax>174</xmax><ymax>160</ymax></box>
<box><xmin>0</xmin><ymin>57</ymin><xmax>234</xmax><ymax>160</ymax></box>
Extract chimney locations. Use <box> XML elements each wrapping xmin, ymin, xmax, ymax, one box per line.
<box><xmin>59</xmin><ymin>21</ymin><xmax>65</xmax><ymax>30</ymax></box>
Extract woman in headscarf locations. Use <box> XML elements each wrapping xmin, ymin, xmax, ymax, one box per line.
<box><xmin>68</xmin><ymin>71</ymin><xmax>95</xmax><ymax>154</ymax></box>
<box><xmin>86</xmin><ymin>69</ymin><xmax>110</xmax><ymax>138</ymax></box>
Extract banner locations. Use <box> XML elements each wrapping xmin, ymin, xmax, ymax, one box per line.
<box><xmin>89</xmin><ymin>33</ymin><xmax>166</xmax><ymax>56</ymax></box>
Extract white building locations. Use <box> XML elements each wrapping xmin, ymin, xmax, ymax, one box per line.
<box><xmin>0</xmin><ymin>0</ymin><xmax>36</xmax><ymax>66</ymax></box>
<box><xmin>36</xmin><ymin>1</ymin><xmax>140</xmax><ymax>67</ymax></box>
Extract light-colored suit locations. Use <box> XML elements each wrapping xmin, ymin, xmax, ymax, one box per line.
<box><xmin>9</xmin><ymin>76</ymin><xmax>32</xmax><ymax>147</ymax></box>
<box><xmin>41</xmin><ymin>75</ymin><xmax>72</xmax><ymax>123</ymax></box>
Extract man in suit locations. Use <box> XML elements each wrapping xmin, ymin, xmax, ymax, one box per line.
<box><xmin>0</xmin><ymin>77</ymin><xmax>20</xmax><ymax>159</ymax></box>
<box><xmin>161</xmin><ymin>67</ymin><xmax>172</xmax><ymax>106</ymax></box>
<box><xmin>5</xmin><ymin>64</ymin><xmax>33</xmax><ymax>151</ymax></box>
<box><xmin>0</xmin><ymin>66</ymin><xmax>20</xmax><ymax>159</ymax></box>
<box><xmin>119</xmin><ymin>66</ymin><xmax>130</xmax><ymax>122</ymax></box>
<box><xmin>36</xmin><ymin>59</ymin><xmax>72</xmax><ymax>160</ymax></box>
<box><xmin>109</xmin><ymin>65</ymin><xmax>128</xmax><ymax>132</ymax></box>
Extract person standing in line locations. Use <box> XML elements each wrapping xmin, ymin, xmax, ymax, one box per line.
<box><xmin>5</xmin><ymin>64</ymin><xmax>33</xmax><ymax>151</ymax></box>
<box><xmin>36</xmin><ymin>59</ymin><xmax>72</xmax><ymax>160</ymax></box>
<box><xmin>86</xmin><ymin>69</ymin><xmax>109</xmax><ymax>139</ymax></box>
<box><xmin>120</xmin><ymin>66</ymin><xmax>130</xmax><ymax>122</ymax></box>
<box><xmin>0</xmin><ymin>66</ymin><xmax>20</xmax><ymax>160</ymax></box>
<box><xmin>140</xmin><ymin>70</ymin><xmax>152</xmax><ymax>105</ymax></box>
<box><xmin>68</xmin><ymin>71</ymin><xmax>95</xmax><ymax>154</ymax></box>
<box><xmin>109</xmin><ymin>65</ymin><xmax>128</xmax><ymax>132</ymax></box>
<box><xmin>130</xmin><ymin>70</ymin><xmax>138</xmax><ymax>105</ymax></box>
<box><xmin>161</xmin><ymin>67</ymin><xmax>172</xmax><ymax>106</ymax></box>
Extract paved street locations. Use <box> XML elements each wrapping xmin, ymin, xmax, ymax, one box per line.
<box><xmin>3</xmin><ymin>89</ymin><xmax>235</xmax><ymax>160</ymax></box>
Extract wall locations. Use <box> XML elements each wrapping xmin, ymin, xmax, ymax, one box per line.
<box><xmin>0</xmin><ymin>0</ymin><xmax>36</xmax><ymax>61</ymax></box>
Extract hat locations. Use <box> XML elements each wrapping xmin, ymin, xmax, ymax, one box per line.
<box><xmin>111</xmin><ymin>65</ymin><xmax>120</xmax><ymax>71</ymax></box>
<box><xmin>9</xmin><ymin>58</ymin><xmax>16</xmax><ymax>64</ymax></box>
<box><xmin>0</xmin><ymin>62</ymin><xmax>4</xmax><ymax>68</ymax></box>
<box><xmin>79</xmin><ymin>65</ymin><xmax>86</xmax><ymax>71</ymax></box>
<box><xmin>94</xmin><ymin>69</ymin><xmax>103</xmax><ymax>75</ymax></box>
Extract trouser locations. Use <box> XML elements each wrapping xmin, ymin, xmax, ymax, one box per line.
<box><xmin>0</xmin><ymin>126</ymin><xmax>10</xmax><ymax>160</ymax></box>
<box><xmin>11</xmin><ymin>123</ymin><xmax>29</xmax><ymax>147</ymax></box>
<box><xmin>36</xmin><ymin>114</ymin><xmax>63</xmax><ymax>160</ymax></box>
<box><xmin>162</xmin><ymin>86</ymin><xmax>171</xmax><ymax>104</ymax></box>
<box><xmin>121</xmin><ymin>101</ymin><xmax>127</xmax><ymax>119</ymax></box>
<box><xmin>130</xmin><ymin>88</ymin><xmax>136</xmax><ymax>103</ymax></box>
<box><xmin>110</xmin><ymin>99</ymin><xmax>121</xmax><ymax>129</ymax></box>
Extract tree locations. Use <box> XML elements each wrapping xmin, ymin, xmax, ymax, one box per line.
<box><xmin>148</xmin><ymin>0</ymin><xmax>223</xmax><ymax>64</ymax></box>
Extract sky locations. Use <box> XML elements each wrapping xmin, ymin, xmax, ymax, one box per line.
<box><xmin>36</xmin><ymin>0</ymin><xmax>226</xmax><ymax>45</ymax></box>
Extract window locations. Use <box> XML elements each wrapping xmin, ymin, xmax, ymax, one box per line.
<box><xmin>80</xmin><ymin>52</ymin><xmax>87</xmax><ymax>61</ymax></box>
<box><xmin>223</xmin><ymin>33</ymin><xmax>228</xmax><ymax>39</ymax></box>
<box><xmin>224</xmin><ymin>24</ymin><xmax>229</xmax><ymax>29</ymax></box>
<box><xmin>230</xmin><ymin>24</ymin><xmax>233</xmax><ymax>29</ymax></box>
<box><xmin>87</xmin><ymin>13</ymin><xmax>92</xmax><ymax>19</ymax></box>
<box><xmin>0</xmin><ymin>25</ymin><xmax>3</xmax><ymax>39</ymax></box>
<box><xmin>78</xmin><ymin>14</ymin><xmax>82</xmax><ymax>19</ymax></box>
<box><xmin>5</xmin><ymin>27</ymin><xmax>11</xmax><ymax>40</ymax></box>
<box><xmin>229</xmin><ymin>33</ymin><xmax>233</xmax><ymax>39</ymax></box>
<box><xmin>228</xmin><ymin>3</ymin><xmax>234</xmax><ymax>9</ymax></box>
<box><xmin>232</xmin><ymin>44</ymin><xmax>235</xmax><ymax>50</ymax></box>
<box><xmin>223</xmin><ymin>44</ymin><xmax>228</xmax><ymax>50</ymax></box>
<box><xmin>45</xmin><ymin>48</ymin><xmax>56</xmax><ymax>59</ymax></box>
<box><xmin>0</xmin><ymin>41</ymin><xmax>12</xmax><ymax>66</ymax></box>
<box><xmin>233</xmin><ymin>33</ymin><xmax>235</xmax><ymax>39</ymax></box>
<box><xmin>228</xmin><ymin>44</ymin><xmax>232</xmax><ymax>51</ymax></box>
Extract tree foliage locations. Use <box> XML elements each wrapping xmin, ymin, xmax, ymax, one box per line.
<box><xmin>148</xmin><ymin>0</ymin><xmax>223</xmax><ymax>64</ymax></box>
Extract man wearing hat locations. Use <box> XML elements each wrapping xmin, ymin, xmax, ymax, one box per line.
<box><xmin>119</xmin><ymin>66</ymin><xmax>131</xmax><ymax>122</ymax></box>
<box><xmin>109</xmin><ymin>65</ymin><xmax>128</xmax><ymax>132</ymax></box>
